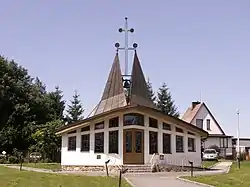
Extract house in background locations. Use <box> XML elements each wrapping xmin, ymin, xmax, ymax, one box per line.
<box><xmin>182</xmin><ymin>101</ymin><xmax>233</xmax><ymax>158</ymax></box>
<box><xmin>232</xmin><ymin>138</ymin><xmax>250</xmax><ymax>154</ymax></box>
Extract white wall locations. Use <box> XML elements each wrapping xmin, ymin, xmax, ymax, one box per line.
<box><xmin>191</xmin><ymin>105</ymin><xmax>223</xmax><ymax>135</ymax></box>
<box><xmin>61</xmin><ymin>110</ymin><xmax>202</xmax><ymax>167</ymax></box>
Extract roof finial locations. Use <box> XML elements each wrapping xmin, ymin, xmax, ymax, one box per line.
<box><xmin>114</xmin><ymin>17</ymin><xmax>138</xmax><ymax>76</ymax></box>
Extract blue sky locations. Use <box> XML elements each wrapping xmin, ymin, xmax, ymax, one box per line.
<box><xmin>1</xmin><ymin>1</ymin><xmax>250</xmax><ymax>137</ymax></box>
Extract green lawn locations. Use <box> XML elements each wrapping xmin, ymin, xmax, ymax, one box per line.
<box><xmin>201</xmin><ymin>160</ymin><xmax>218</xmax><ymax>168</ymax></box>
<box><xmin>21</xmin><ymin>163</ymin><xmax>61</xmax><ymax>170</ymax></box>
<box><xmin>184</xmin><ymin>161</ymin><xmax>250</xmax><ymax>187</ymax></box>
<box><xmin>0</xmin><ymin>166</ymin><xmax>131</xmax><ymax>187</ymax></box>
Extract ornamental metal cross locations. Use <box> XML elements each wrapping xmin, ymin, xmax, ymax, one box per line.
<box><xmin>115</xmin><ymin>17</ymin><xmax>138</xmax><ymax>76</ymax></box>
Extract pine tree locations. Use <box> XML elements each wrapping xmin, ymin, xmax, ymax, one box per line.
<box><xmin>66</xmin><ymin>91</ymin><xmax>84</xmax><ymax>123</ymax></box>
<box><xmin>146</xmin><ymin>77</ymin><xmax>156</xmax><ymax>103</ymax></box>
<box><xmin>156</xmin><ymin>83</ymin><xmax>179</xmax><ymax>118</ymax></box>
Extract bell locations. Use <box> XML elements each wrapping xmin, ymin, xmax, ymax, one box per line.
<box><xmin>123</xmin><ymin>80</ymin><xmax>130</xmax><ymax>88</ymax></box>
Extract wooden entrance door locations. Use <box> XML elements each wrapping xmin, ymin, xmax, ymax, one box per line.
<box><xmin>123</xmin><ymin>129</ymin><xmax>144</xmax><ymax>164</ymax></box>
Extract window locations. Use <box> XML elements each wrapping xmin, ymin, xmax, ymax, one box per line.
<box><xmin>196</xmin><ymin>119</ymin><xmax>203</xmax><ymax>129</ymax></box>
<box><xmin>149</xmin><ymin>117</ymin><xmax>158</xmax><ymax>128</ymax></box>
<box><xmin>81</xmin><ymin>126</ymin><xmax>90</xmax><ymax>132</ymax></box>
<box><xmin>109</xmin><ymin>130</ymin><xmax>118</xmax><ymax>153</ymax></box>
<box><xmin>68</xmin><ymin>130</ymin><xmax>76</xmax><ymax>134</ymax></box>
<box><xmin>95</xmin><ymin>132</ymin><xmax>104</xmax><ymax>153</ymax></box>
<box><xmin>220</xmin><ymin>137</ymin><xmax>228</xmax><ymax>148</ymax></box>
<box><xmin>206</xmin><ymin>119</ymin><xmax>211</xmax><ymax>130</ymax></box>
<box><xmin>123</xmin><ymin>113</ymin><xmax>144</xmax><ymax>126</ymax></box>
<box><xmin>163</xmin><ymin>133</ymin><xmax>171</xmax><ymax>154</ymax></box>
<box><xmin>176</xmin><ymin>135</ymin><xmax>184</xmax><ymax>153</ymax></box>
<box><xmin>109</xmin><ymin>117</ymin><xmax>119</xmax><ymax>128</ymax></box>
<box><xmin>149</xmin><ymin>131</ymin><xmax>158</xmax><ymax>154</ymax></box>
<box><xmin>81</xmin><ymin>134</ymin><xmax>90</xmax><ymax>152</ymax></box>
<box><xmin>188</xmin><ymin>137</ymin><xmax>195</xmax><ymax>152</ymax></box>
<box><xmin>68</xmin><ymin>136</ymin><xmax>76</xmax><ymax>151</ymax></box>
<box><xmin>176</xmin><ymin>127</ymin><xmax>183</xmax><ymax>133</ymax></box>
<box><xmin>163</xmin><ymin>122</ymin><xmax>171</xmax><ymax>130</ymax></box>
<box><xmin>95</xmin><ymin>121</ymin><xmax>104</xmax><ymax>130</ymax></box>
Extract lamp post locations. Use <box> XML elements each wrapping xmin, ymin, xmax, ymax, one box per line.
<box><xmin>236</xmin><ymin>109</ymin><xmax>240</xmax><ymax>168</ymax></box>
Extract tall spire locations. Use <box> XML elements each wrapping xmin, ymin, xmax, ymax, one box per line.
<box><xmin>88</xmin><ymin>53</ymin><xmax>127</xmax><ymax>117</ymax></box>
<box><xmin>129</xmin><ymin>51</ymin><xmax>156</xmax><ymax>109</ymax></box>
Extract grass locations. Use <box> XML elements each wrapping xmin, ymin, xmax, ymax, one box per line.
<box><xmin>184</xmin><ymin>161</ymin><xmax>250</xmax><ymax>187</ymax></box>
<box><xmin>201</xmin><ymin>160</ymin><xmax>218</xmax><ymax>168</ymax></box>
<box><xmin>21</xmin><ymin>163</ymin><xmax>61</xmax><ymax>170</ymax></box>
<box><xmin>0</xmin><ymin>166</ymin><xmax>131</xmax><ymax>187</ymax></box>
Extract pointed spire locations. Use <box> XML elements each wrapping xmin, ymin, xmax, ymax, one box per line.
<box><xmin>88</xmin><ymin>53</ymin><xmax>127</xmax><ymax>117</ymax></box>
<box><xmin>129</xmin><ymin>51</ymin><xmax>156</xmax><ymax>109</ymax></box>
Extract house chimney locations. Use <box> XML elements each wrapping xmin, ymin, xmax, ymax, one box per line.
<box><xmin>192</xmin><ymin>101</ymin><xmax>201</xmax><ymax>109</ymax></box>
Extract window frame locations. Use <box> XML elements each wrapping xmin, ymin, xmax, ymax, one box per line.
<box><xmin>149</xmin><ymin>117</ymin><xmax>158</xmax><ymax>128</ymax></box>
<box><xmin>162</xmin><ymin>133</ymin><xmax>171</xmax><ymax>154</ymax></box>
<box><xmin>68</xmin><ymin>136</ymin><xmax>77</xmax><ymax>151</ymax></box>
<box><xmin>94</xmin><ymin>132</ymin><xmax>104</xmax><ymax>153</ymax></box>
<box><xmin>176</xmin><ymin>135</ymin><xmax>184</xmax><ymax>153</ymax></box>
<box><xmin>81</xmin><ymin>134</ymin><xmax>90</xmax><ymax>152</ymax></box>
<box><xmin>123</xmin><ymin>113</ymin><xmax>144</xmax><ymax>126</ymax></box>
<box><xmin>196</xmin><ymin>119</ymin><xmax>203</xmax><ymax>129</ymax></box>
<box><xmin>108</xmin><ymin>130</ymin><xmax>119</xmax><ymax>154</ymax></box>
<box><xmin>149</xmin><ymin>131</ymin><xmax>158</xmax><ymax>154</ymax></box>
<box><xmin>188</xmin><ymin>137</ymin><xmax>196</xmax><ymax>152</ymax></box>
<box><xmin>206</xmin><ymin>119</ymin><xmax>211</xmax><ymax>130</ymax></box>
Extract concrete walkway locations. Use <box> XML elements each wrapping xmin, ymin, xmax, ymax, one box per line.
<box><xmin>125</xmin><ymin>161</ymin><xmax>232</xmax><ymax>187</ymax></box>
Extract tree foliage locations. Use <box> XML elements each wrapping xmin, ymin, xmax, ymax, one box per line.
<box><xmin>146</xmin><ymin>78</ymin><xmax>156</xmax><ymax>103</ymax></box>
<box><xmin>156</xmin><ymin>83</ymin><xmax>179</xmax><ymax>118</ymax></box>
<box><xmin>0</xmin><ymin>56</ymin><xmax>65</xmax><ymax>159</ymax></box>
<box><xmin>66</xmin><ymin>91</ymin><xmax>84</xmax><ymax>123</ymax></box>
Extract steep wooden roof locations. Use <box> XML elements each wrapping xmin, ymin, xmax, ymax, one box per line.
<box><xmin>88</xmin><ymin>53</ymin><xmax>127</xmax><ymax>117</ymax></box>
<box><xmin>129</xmin><ymin>51</ymin><xmax>157</xmax><ymax>109</ymax></box>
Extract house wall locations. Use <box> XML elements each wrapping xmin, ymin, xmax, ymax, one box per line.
<box><xmin>203</xmin><ymin>137</ymin><xmax>232</xmax><ymax>156</ymax></box>
<box><xmin>61</xmin><ymin>109</ymin><xmax>203</xmax><ymax>167</ymax></box>
<box><xmin>191</xmin><ymin>105</ymin><xmax>223</xmax><ymax>134</ymax></box>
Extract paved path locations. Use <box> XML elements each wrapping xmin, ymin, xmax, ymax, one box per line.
<box><xmin>125</xmin><ymin>161</ymin><xmax>232</xmax><ymax>187</ymax></box>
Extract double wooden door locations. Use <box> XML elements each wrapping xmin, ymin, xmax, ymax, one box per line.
<box><xmin>123</xmin><ymin>128</ymin><xmax>144</xmax><ymax>164</ymax></box>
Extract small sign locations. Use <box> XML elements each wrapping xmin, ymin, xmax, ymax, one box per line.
<box><xmin>159</xmin><ymin>154</ymin><xmax>164</xmax><ymax>160</ymax></box>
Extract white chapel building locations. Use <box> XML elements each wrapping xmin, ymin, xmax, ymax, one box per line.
<box><xmin>56</xmin><ymin>37</ymin><xmax>208</xmax><ymax>171</ymax></box>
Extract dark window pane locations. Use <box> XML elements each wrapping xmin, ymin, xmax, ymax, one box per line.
<box><xmin>95</xmin><ymin>121</ymin><xmax>104</xmax><ymax>130</ymax></box>
<box><xmin>149</xmin><ymin>131</ymin><xmax>158</xmax><ymax>154</ymax></box>
<box><xmin>206</xmin><ymin>119</ymin><xmax>211</xmax><ymax>130</ymax></box>
<box><xmin>109</xmin><ymin>117</ymin><xmax>119</xmax><ymax>128</ymax></box>
<box><xmin>188</xmin><ymin>137</ymin><xmax>195</xmax><ymax>152</ymax></box>
<box><xmin>125</xmin><ymin>131</ymin><xmax>132</xmax><ymax>152</ymax></box>
<box><xmin>123</xmin><ymin>113</ymin><xmax>144</xmax><ymax>126</ymax></box>
<box><xmin>95</xmin><ymin>132</ymin><xmax>104</xmax><ymax>153</ymax></box>
<box><xmin>163</xmin><ymin>133</ymin><xmax>171</xmax><ymax>154</ymax></box>
<box><xmin>196</xmin><ymin>119</ymin><xmax>203</xmax><ymax>129</ymax></box>
<box><xmin>81</xmin><ymin>126</ymin><xmax>90</xmax><ymax>132</ymax></box>
<box><xmin>176</xmin><ymin>135</ymin><xmax>184</xmax><ymax>153</ymax></box>
<box><xmin>176</xmin><ymin>127</ymin><xmax>183</xmax><ymax>133</ymax></box>
<box><xmin>81</xmin><ymin>134</ymin><xmax>90</xmax><ymax>152</ymax></box>
<box><xmin>149</xmin><ymin>117</ymin><xmax>158</xmax><ymax>128</ymax></box>
<box><xmin>163</xmin><ymin>122</ymin><xmax>171</xmax><ymax>130</ymax></box>
<box><xmin>109</xmin><ymin>130</ymin><xmax>119</xmax><ymax>153</ymax></box>
<box><xmin>68</xmin><ymin>136</ymin><xmax>76</xmax><ymax>151</ymax></box>
<box><xmin>68</xmin><ymin>130</ymin><xmax>76</xmax><ymax>134</ymax></box>
<box><xmin>135</xmin><ymin>131</ymin><xmax>142</xmax><ymax>153</ymax></box>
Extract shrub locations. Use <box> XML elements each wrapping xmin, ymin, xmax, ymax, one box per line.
<box><xmin>8</xmin><ymin>156</ymin><xmax>19</xmax><ymax>164</ymax></box>
<box><xmin>0</xmin><ymin>158</ymin><xmax>8</xmax><ymax>164</ymax></box>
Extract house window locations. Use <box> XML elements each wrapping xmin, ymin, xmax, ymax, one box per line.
<box><xmin>206</xmin><ymin>119</ymin><xmax>211</xmax><ymax>130</ymax></box>
<box><xmin>163</xmin><ymin>122</ymin><xmax>171</xmax><ymax>130</ymax></box>
<box><xmin>123</xmin><ymin>113</ymin><xmax>144</xmax><ymax>126</ymax></box>
<box><xmin>81</xmin><ymin>126</ymin><xmax>90</xmax><ymax>132</ymax></box>
<box><xmin>188</xmin><ymin>137</ymin><xmax>196</xmax><ymax>152</ymax></box>
<box><xmin>94</xmin><ymin>132</ymin><xmax>104</xmax><ymax>153</ymax></box>
<box><xmin>149</xmin><ymin>131</ymin><xmax>158</xmax><ymax>154</ymax></box>
<box><xmin>149</xmin><ymin>117</ymin><xmax>158</xmax><ymax>128</ymax></box>
<box><xmin>95</xmin><ymin>121</ymin><xmax>104</xmax><ymax>130</ymax></box>
<box><xmin>188</xmin><ymin>132</ymin><xmax>195</xmax><ymax>135</ymax></box>
<box><xmin>196</xmin><ymin>119</ymin><xmax>203</xmax><ymax>129</ymax></box>
<box><xmin>163</xmin><ymin>133</ymin><xmax>171</xmax><ymax>154</ymax></box>
<box><xmin>81</xmin><ymin>134</ymin><xmax>90</xmax><ymax>152</ymax></box>
<box><xmin>68</xmin><ymin>136</ymin><xmax>76</xmax><ymax>151</ymax></box>
<box><xmin>109</xmin><ymin>117</ymin><xmax>119</xmax><ymax>128</ymax></box>
<box><xmin>109</xmin><ymin>130</ymin><xmax>118</xmax><ymax>153</ymax></box>
<box><xmin>176</xmin><ymin>135</ymin><xmax>184</xmax><ymax>153</ymax></box>
<box><xmin>176</xmin><ymin>127</ymin><xmax>184</xmax><ymax>133</ymax></box>
<box><xmin>220</xmin><ymin>137</ymin><xmax>228</xmax><ymax>148</ymax></box>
